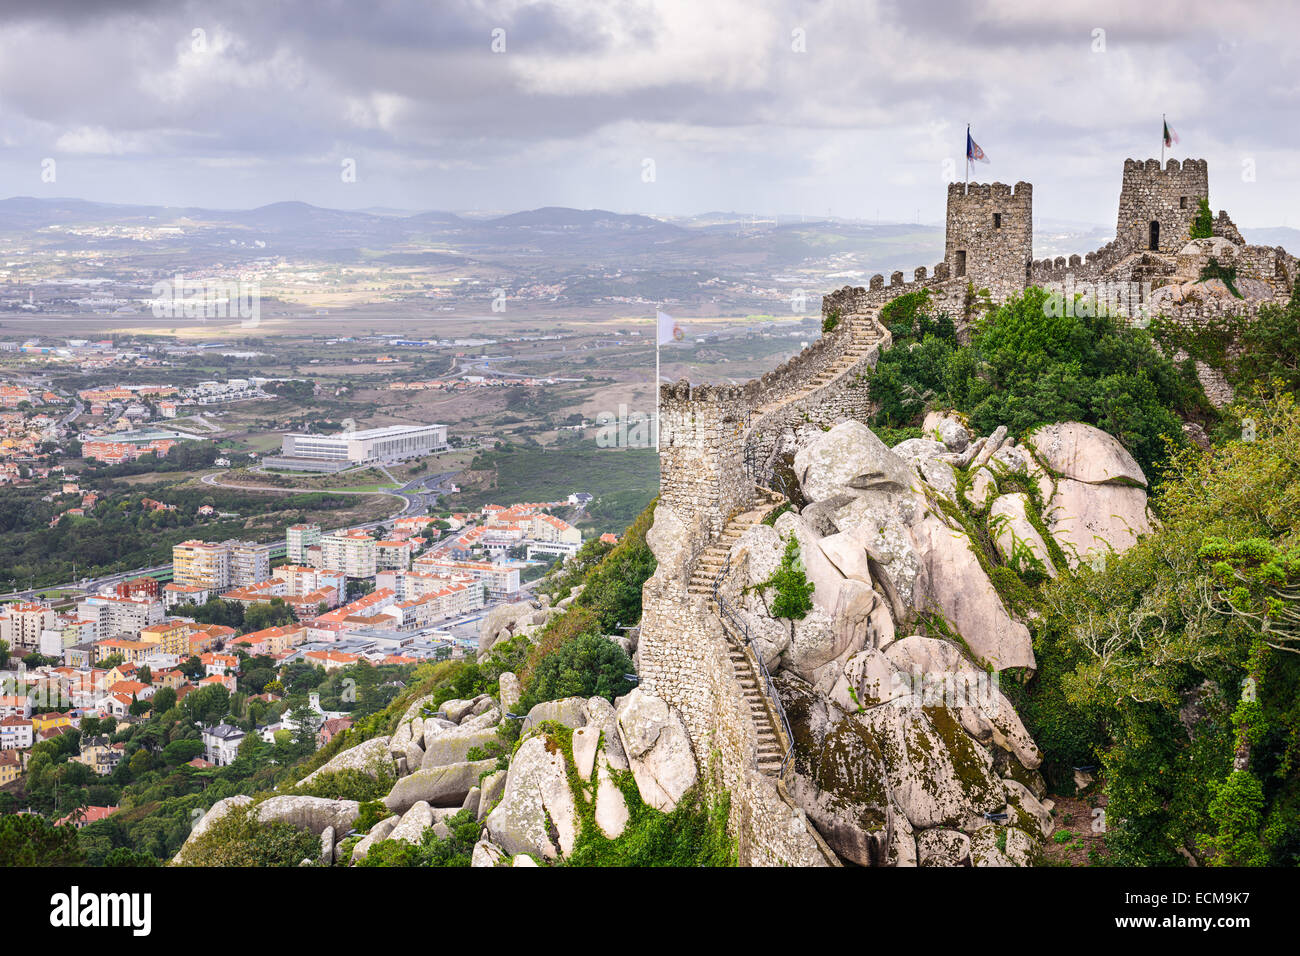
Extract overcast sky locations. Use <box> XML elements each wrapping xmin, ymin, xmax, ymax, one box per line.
<box><xmin>0</xmin><ymin>0</ymin><xmax>1296</xmax><ymax>226</ymax></box>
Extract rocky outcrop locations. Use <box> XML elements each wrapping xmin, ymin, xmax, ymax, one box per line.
<box><xmin>793</xmin><ymin>420</ymin><xmax>915</xmax><ymax>503</ymax></box>
<box><xmin>726</xmin><ymin>417</ymin><xmax>1152</xmax><ymax>865</ymax></box>
<box><xmin>253</xmin><ymin>796</ymin><xmax>360</xmax><ymax>836</ymax></box>
<box><xmin>615</xmin><ymin>688</ymin><xmax>698</xmax><ymax>812</ymax></box>
<box><xmin>1028</xmin><ymin>422</ymin><xmax>1146</xmax><ymax>487</ymax></box>
<box><xmin>1046</xmin><ymin>480</ymin><xmax>1154</xmax><ymax>567</ymax></box>
<box><xmin>521</xmin><ymin>697</ymin><xmax>588</xmax><ymax>733</ymax></box>
<box><xmin>383</xmin><ymin>760</ymin><xmax>499</xmax><ymax>813</ymax></box>
<box><xmin>988</xmin><ymin>493</ymin><xmax>1057</xmax><ymax>578</ymax></box>
<box><xmin>781</xmin><ymin>674</ymin><xmax>893</xmax><ymax>866</ymax></box>
<box><xmin>297</xmin><ymin>735</ymin><xmax>395</xmax><ymax>787</ymax></box>
<box><xmin>911</xmin><ymin>514</ymin><xmax>1035</xmax><ymax>671</ymax></box>
<box><xmin>420</xmin><ymin>727</ymin><xmax>499</xmax><ymax>770</ymax></box>
<box><xmin>482</xmin><ymin>735</ymin><xmax>578</xmax><ymax>860</ymax></box>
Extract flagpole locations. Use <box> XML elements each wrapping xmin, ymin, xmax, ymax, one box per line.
<box><xmin>654</xmin><ymin>305</ymin><xmax>660</xmax><ymax>453</ymax></box>
<box><xmin>1161</xmin><ymin>114</ymin><xmax>1165</xmax><ymax>165</ymax></box>
<box><xmin>965</xmin><ymin>123</ymin><xmax>970</xmax><ymax>186</ymax></box>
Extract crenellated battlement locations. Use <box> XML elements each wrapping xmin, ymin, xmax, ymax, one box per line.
<box><xmin>946</xmin><ymin>180</ymin><xmax>1032</xmax><ymax>200</ymax></box>
<box><xmin>1123</xmin><ymin>157</ymin><xmax>1209</xmax><ymax>176</ymax></box>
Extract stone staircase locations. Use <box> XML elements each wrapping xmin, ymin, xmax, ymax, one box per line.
<box><xmin>722</xmin><ymin>623</ymin><xmax>786</xmax><ymax>775</ymax></box>
<box><xmin>754</xmin><ymin>312</ymin><xmax>885</xmax><ymax>416</ymax></box>
<box><xmin>685</xmin><ymin>488</ymin><xmax>790</xmax><ymax>776</ymax></box>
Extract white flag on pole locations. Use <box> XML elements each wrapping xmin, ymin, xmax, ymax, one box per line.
<box><xmin>657</xmin><ymin>310</ymin><xmax>681</xmax><ymax>346</ymax></box>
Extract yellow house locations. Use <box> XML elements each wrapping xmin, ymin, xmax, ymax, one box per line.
<box><xmin>0</xmin><ymin>751</ymin><xmax>20</xmax><ymax>786</ymax></box>
<box><xmin>139</xmin><ymin>619</ymin><xmax>192</xmax><ymax>657</ymax></box>
<box><xmin>104</xmin><ymin>663</ymin><xmax>139</xmax><ymax>687</ymax></box>
<box><xmin>30</xmin><ymin>712</ymin><xmax>72</xmax><ymax>734</ymax></box>
<box><xmin>151</xmin><ymin>670</ymin><xmax>186</xmax><ymax>691</ymax></box>
<box><xmin>96</xmin><ymin>638</ymin><xmax>147</xmax><ymax>666</ymax></box>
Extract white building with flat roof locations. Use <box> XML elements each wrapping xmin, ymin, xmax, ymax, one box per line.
<box><xmin>280</xmin><ymin>424</ymin><xmax>448</xmax><ymax>463</ymax></box>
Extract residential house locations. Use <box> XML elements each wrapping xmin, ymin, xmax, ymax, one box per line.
<box><xmin>0</xmin><ymin>715</ymin><xmax>33</xmax><ymax>750</ymax></box>
<box><xmin>202</xmin><ymin>724</ymin><xmax>245</xmax><ymax>766</ymax></box>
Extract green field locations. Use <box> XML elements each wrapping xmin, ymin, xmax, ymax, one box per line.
<box><xmin>445</xmin><ymin>442</ymin><xmax>659</xmax><ymax>534</ymax></box>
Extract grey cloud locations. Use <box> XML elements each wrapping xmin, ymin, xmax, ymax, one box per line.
<box><xmin>0</xmin><ymin>0</ymin><xmax>1293</xmax><ymax>225</ymax></box>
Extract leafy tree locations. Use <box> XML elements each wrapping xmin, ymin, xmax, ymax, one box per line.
<box><xmin>869</xmin><ymin>287</ymin><xmax>1206</xmax><ymax>482</ymax></box>
<box><xmin>1022</xmin><ymin>390</ymin><xmax>1300</xmax><ymax>865</ymax></box>
<box><xmin>289</xmin><ymin>703</ymin><xmax>322</xmax><ymax>754</ymax></box>
<box><xmin>519</xmin><ymin>631</ymin><xmax>635</xmax><ymax>713</ymax></box>
<box><xmin>179</xmin><ymin>655</ymin><xmax>204</xmax><ymax>680</ymax></box>
<box><xmin>151</xmin><ymin>686</ymin><xmax>177</xmax><ymax>714</ymax></box>
<box><xmin>162</xmin><ymin>739</ymin><xmax>205</xmax><ymax>765</ymax></box>
<box><xmin>0</xmin><ymin>813</ymin><xmax>85</xmax><ymax>866</ymax></box>
<box><xmin>573</xmin><ymin>503</ymin><xmax>657</xmax><ymax>631</ymax></box>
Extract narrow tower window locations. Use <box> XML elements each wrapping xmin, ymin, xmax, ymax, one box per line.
<box><xmin>1149</xmin><ymin>221</ymin><xmax>1160</xmax><ymax>251</ymax></box>
<box><xmin>993</xmin><ymin>213</ymin><xmax>1002</xmax><ymax>229</ymax></box>
<box><xmin>955</xmin><ymin>250</ymin><xmax>967</xmax><ymax>277</ymax></box>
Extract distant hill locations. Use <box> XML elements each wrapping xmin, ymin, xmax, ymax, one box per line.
<box><xmin>0</xmin><ymin>195</ymin><xmax>1291</xmax><ymax>283</ymax></box>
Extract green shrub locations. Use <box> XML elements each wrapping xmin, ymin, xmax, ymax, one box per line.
<box><xmin>357</xmin><ymin>808</ymin><xmax>481</xmax><ymax>867</ymax></box>
<box><xmin>289</xmin><ymin>767</ymin><xmax>395</xmax><ymax>803</ymax></box>
<box><xmin>353</xmin><ymin>799</ymin><xmax>391</xmax><ymax>834</ymax></box>
<box><xmin>173</xmin><ymin>802</ymin><xmax>321</xmax><ymax>867</ymax></box>
<box><xmin>758</xmin><ymin>535</ymin><xmax>815</xmax><ymax>620</ymax></box>
<box><xmin>1190</xmin><ymin>197</ymin><xmax>1214</xmax><ymax>239</ymax></box>
<box><xmin>518</xmin><ymin>631</ymin><xmax>635</xmax><ymax>714</ymax></box>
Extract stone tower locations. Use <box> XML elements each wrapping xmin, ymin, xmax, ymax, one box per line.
<box><xmin>944</xmin><ymin>181</ymin><xmax>1033</xmax><ymax>301</ymax></box>
<box><xmin>1115</xmin><ymin>158</ymin><xmax>1209</xmax><ymax>256</ymax></box>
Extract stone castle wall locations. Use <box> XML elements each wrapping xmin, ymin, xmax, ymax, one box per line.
<box><xmin>945</xmin><ymin>181</ymin><xmax>1033</xmax><ymax>301</ymax></box>
<box><xmin>1117</xmin><ymin>158</ymin><xmax>1209</xmax><ymax>256</ymax></box>
<box><xmin>657</xmin><ymin>383</ymin><xmax>751</xmax><ymax>541</ymax></box>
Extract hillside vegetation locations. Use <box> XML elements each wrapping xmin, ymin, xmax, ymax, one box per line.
<box><xmin>867</xmin><ymin>284</ymin><xmax>1300</xmax><ymax>865</ymax></box>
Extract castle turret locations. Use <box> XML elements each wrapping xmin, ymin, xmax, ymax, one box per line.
<box><xmin>1116</xmin><ymin>158</ymin><xmax>1209</xmax><ymax>255</ymax></box>
<box><xmin>944</xmin><ymin>181</ymin><xmax>1032</xmax><ymax>301</ymax></box>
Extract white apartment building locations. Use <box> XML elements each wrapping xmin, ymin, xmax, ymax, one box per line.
<box><xmin>286</xmin><ymin>523</ymin><xmax>322</xmax><ymax>563</ymax></box>
<box><xmin>227</xmin><ymin>540</ymin><xmax>273</xmax><ymax>587</ymax></box>
<box><xmin>273</xmin><ymin>564</ymin><xmax>346</xmax><ymax>598</ymax></box>
<box><xmin>280</xmin><ymin>423</ymin><xmax>449</xmax><ymax>463</ymax></box>
<box><xmin>0</xmin><ymin>602</ymin><xmax>58</xmax><ymax>652</ymax></box>
<box><xmin>75</xmin><ymin>594</ymin><xmax>164</xmax><ymax>639</ymax></box>
<box><xmin>414</xmin><ymin>558</ymin><xmax>519</xmax><ymax>601</ymax></box>
<box><xmin>321</xmin><ymin>530</ymin><xmax>377</xmax><ymax>578</ymax></box>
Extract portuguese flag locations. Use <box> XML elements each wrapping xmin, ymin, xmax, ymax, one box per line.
<box><xmin>1163</xmin><ymin>117</ymin><xmax>1179</xmax><ymax>148</ymax></box>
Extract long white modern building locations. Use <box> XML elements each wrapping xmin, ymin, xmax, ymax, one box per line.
<box><xmin>280</xmin><ymin>423</ymin><xmax>449</xmax><ymax>463</ymax></box>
